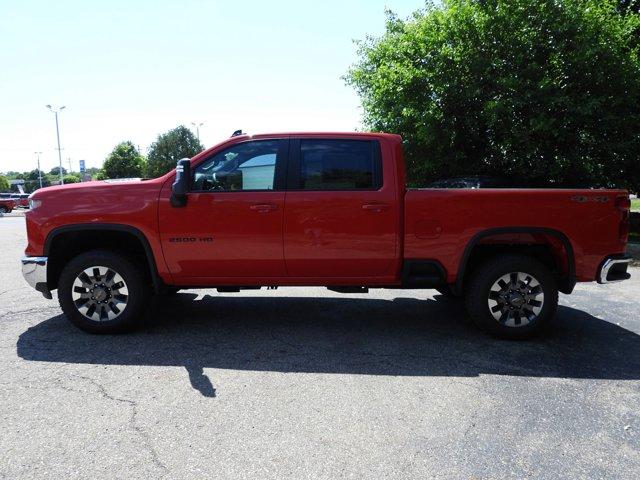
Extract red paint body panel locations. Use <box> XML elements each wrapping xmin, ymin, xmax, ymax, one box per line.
<box><xmin>158</xmin><ymin>186</ymin><xmax>287</xmax><ymax>279</ymax></box>
<box><xmin>404</xmin><ymin>189</ymin><xmax>627</xmax><ymax>282</ymax></box>
<box><xmin>25</xmin><ymin>180</ymin><xmax>173</xmax><ymax>283</ymax></box>
<box><xmin>282</xmin><ymin>133</ymin><xmax>403</xmax><ymax>281</ymax></box>
<box><xmin>24</xmin><ymin>132</ymin><xmax>629</xmax><ymax>290</ymax></box>
<box><xmin>0</xmin><ymin>199</ymin><xmax>15</xmax><ymax>213</ymax></box>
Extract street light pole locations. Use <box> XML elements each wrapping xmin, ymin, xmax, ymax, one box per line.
<box><xmin>34</xmin><ymin>152</ymin><xmax>43</xmax><ymax>189</ymax></box>
<box><xmin>46</xmin><ymin>105</ymin><xmax>66</xmax><ymax>185</ymax></box>
<box><xmin>191</xmin><ymin>122</ymin><xmax>204</xmax><ymax>143</ymax></box>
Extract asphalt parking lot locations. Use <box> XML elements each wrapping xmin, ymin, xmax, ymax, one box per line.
<box><xmin>1</xmin><ymin>214</ymin><xmax>639</xmax><ymax>479</ymax></box>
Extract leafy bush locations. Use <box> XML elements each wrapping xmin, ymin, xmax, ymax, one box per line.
<box><xmin>62</xmin><ymin>174</ymin><xmax>80</xmax><ymax>184</ymax></box>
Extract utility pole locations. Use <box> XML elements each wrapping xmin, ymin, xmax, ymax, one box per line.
<box><xmin>46</xmin><ymin>105</ymin><xmax>66</xmax><ymax>184</ymax></box>
<box><xmin>191</xmin><ymin>122</ymin><xmax>204</xmax><ymax>143</ymax></box>
<box><xmin>68</xmin><ymin>157</ymin><xmax>72</xmax><ymax>173</ymax></box>
<box><xmin>34</xmin><ymin>152</ymin><xmax>43</xmax><ymax>189</ymax></box>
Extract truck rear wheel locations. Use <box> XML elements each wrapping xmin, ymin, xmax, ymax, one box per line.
<box><xmin>58</xmin><ymin>250</ymin><xmax>150</xmax><ymax>334</ymax></box>
<box><xmin>465</xmin><ymin>254</ymin><xmax>558</xmax><ymax>339</ymax></box>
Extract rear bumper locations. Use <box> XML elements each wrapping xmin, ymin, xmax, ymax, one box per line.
<box><xmin>597</xmin><ymin>256</ymin><xmax>632</xmax><ymax>284</ymax></box>
<box><xmin>21</xmin><ymin>256</ymin><xmax>52</xmax><ymax>299</ymax></box>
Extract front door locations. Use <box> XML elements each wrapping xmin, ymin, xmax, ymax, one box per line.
<box><xmin>159</xmin><ymin>138</ymin><xmax>288</xmax><ymax>281</ymax></box>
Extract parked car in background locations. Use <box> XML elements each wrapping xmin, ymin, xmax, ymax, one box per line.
<box><xmin>0</xmin><ymin>198</ymin><xmax>15</xmax><ymax>213</ymax></box>
<box><xmin>10</xmin><ymin>193</ymin><xmax>30</xmax><ymax>208</ymax></box>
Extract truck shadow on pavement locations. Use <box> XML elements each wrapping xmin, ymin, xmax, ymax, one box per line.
<box><xmin>16</xmin><ymin>293</ymin><xmax>640</xmax><ymax>396</ymax></box>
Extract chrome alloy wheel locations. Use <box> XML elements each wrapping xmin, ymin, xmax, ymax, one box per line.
<box><xmin>487</xmin><ymin>272</ymin><xmax>544</xmax><ymax>327</ymax></box>
<box><xmin>71</xmin><ymin>266</ymin><xmax>129</xmax><ymax>322</ymax></box>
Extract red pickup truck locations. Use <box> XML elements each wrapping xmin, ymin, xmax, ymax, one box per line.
<box><xmin>0</xmin><ymin>198</ymin><xmax>15</xmax><ymax>214</ymax></box>
<box><xmin>22</xmin><ymin>132</ymin><xmax>632</xmax><ymax>338</ymax></box>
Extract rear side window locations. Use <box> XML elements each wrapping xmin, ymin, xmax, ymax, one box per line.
<box><xmin>298</xmin><ymin>139</ymin><xmax>381</xmax><ymax>190</ymax></box>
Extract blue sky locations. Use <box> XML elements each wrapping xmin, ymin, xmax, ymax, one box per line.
<box><xmin>0</xmin><ymin>0</ymin><xmax>423</xmax><ymax>173</ymax></box>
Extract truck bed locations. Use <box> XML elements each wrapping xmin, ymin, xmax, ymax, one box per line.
<box><xmin>404</xmin><ymin>188</ymin><xmax>628</xmax><ymax>284</ymax></box>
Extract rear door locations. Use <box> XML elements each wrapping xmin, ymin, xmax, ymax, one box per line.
<box><xmin>283</xmin><ymin>137</ymin><xmax>398</xmax><ymax>278</ymax></box>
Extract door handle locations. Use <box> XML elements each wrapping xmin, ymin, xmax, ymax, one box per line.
<box><xmin>250</xmin><ymin>203</ymin><xmax>278</xmax><ymax>213</ymax></box>
<box><xmin>362</xmin><ymin>203</ymin><xmax>389</xmax><ymax>213</ymax></box>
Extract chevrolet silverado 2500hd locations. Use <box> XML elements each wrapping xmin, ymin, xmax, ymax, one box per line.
<box><xmin>21</xmin><ymin>132</ymin><xmax>632</xmax><ymax>338</ymax></box>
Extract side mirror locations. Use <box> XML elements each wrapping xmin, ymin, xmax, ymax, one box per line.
<box><xmin>171</xmin><ymin>158</ymin><xmax>191</xmax><ymax>207</ymax></box>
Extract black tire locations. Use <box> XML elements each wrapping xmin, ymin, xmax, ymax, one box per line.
<box><xmin>58</xmin><ymin>250</ymin><xmax>151</xmax><ymax>334</ymax></box>
<box><xmin>0</xmin><ymin>206</ymin><xmax>7</xmax><ymax>214</ymax></box>
<box><xmin>464</xmin><ymin>254</ymin><xmax>558</xmax><ymax>339</ymax></box>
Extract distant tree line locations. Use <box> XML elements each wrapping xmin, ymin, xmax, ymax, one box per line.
<box><xmin>0</xmin><ymin>125</ymin><xmax>204</xmax><ymax>192</ymax></box>
<box><xmin>0</xmin><ymin>167</ymin><xmax>82</xmax><ymax>193</ymax></box>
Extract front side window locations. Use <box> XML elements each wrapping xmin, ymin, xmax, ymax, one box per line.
<box><xmin>192</xmin><ymin>140</ymin><xmax>279</xmax><ymax>191</ymax></box>
<box><xmin>298</xmin><ymin>139</ymin><xmax>381</xmax><ymax>190</ymax></box>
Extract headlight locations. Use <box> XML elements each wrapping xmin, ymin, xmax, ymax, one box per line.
<box><xmin>28</xmin><ymin>198</ymin><xmax>42</xmax><ymax>210</ymax></box>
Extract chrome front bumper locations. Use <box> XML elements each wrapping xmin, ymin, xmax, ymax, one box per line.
<box><xmin>21</xmin><ymin>256</ymin><xmax>52</xmax><ymax>299</ymax></box>
<box><xmin>598</xmin><ymin>256</ymin><xmax>632</xmax><ymax>284</ymax></box>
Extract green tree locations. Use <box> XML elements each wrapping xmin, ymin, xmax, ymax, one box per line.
<box><xmin>102</xmin><ymin>141</ymin><xmax>146</xmax><ymax>179</ymax></box>
<box><xmin>62</xmin><ymin>174</ymin><xmax>81</xmax><ymax>184</ymax></box>
<box><xmin>146</xmin><ymin>125</ymin><xmax>204</xmax><ymax>178</ymax></box>
<box><xmin>346</xmin><ymin>0</ymin><xmax>640</xmax><ymax>191</ymax></box>
<box><xmin>49</xmin><ymin>166</ymin><xmax>67</xmax><ymax>177</ymax></box>
<box><xmin>0</xmin><ymin>175</ymin><xmax>9</xmax><ymax>192</ymax></box>
<box><xmin>24</xmin><ymin>170</ymin><xmax>50</xmax><ymax>192</ymax></box>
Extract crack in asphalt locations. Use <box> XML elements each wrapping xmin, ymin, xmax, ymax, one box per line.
<box><xmin>0</xmin><ymin>306</ymin><xmax>60</xmax><ymax>322</ymax></box>
<box><xmin>71</xmin><ymin>374</ymin><xmax>168</xmax><ymax>475</ymax></box>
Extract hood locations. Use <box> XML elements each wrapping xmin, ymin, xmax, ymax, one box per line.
<box><xmin>30</xmin><ymin>178</ymin><xmax>146</xmax><ymax>199</ymax></box>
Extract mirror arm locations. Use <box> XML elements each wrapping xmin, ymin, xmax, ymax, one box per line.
<box><xmin>171</xmin><ymin>158</ymin><xmax>192</xmax><ymax>208</ymax></box>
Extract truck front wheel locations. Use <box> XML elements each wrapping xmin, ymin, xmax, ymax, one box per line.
<box><xmin>58</xmin><ymin>250</ymin><xmax>150</xmax><ymax>334</ymax></box>
<box><xmin>465</xmin><ymin>254</ymin><xmax>558</xmax><ymax>339</ymax></box>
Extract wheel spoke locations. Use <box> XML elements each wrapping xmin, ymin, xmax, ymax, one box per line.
<box><xmin>529</xmin><ymin>285</ymin><xmax>542</xmax><ymax>296</ymax></box>
<box><xmin>105</xmin><ymin>269</ymin><xmax>116</xmax><ymax>286</ymax></box>
<box><xmin>78</xmin><ymin>272</ymin><xmax>92</xmax><ymax>288</ymax></box>
<box><xmin>74</xmin><ymin>298</ymin><xmax>89</xmax><ymax>308</ymax></box>
<box><xmin>93</xmin><ymin>268</ymin><xmax>102</xmax><ymax>281</ymax></box>
<box><xmin>86</xmin><ymin>303</ymin><xmax>97</xmax><ymax>319</ymax></box>
<box><xmin>513</xmin><ymin>311</ymin><xmax>522</xmax><ymax>325</ymax></box>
